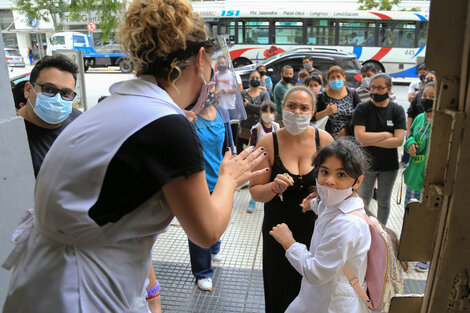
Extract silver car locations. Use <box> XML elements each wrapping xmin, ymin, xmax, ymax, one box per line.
<box><xmin>5</xmin><ymin>48</ymin><xmax>26</xmax><ymax>67</ymax></box>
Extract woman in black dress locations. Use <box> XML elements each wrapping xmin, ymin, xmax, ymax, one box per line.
<box><xmin>249</xmin><ymin>86</ymin><xmax>334</xmax><ymax>313</ymax></box>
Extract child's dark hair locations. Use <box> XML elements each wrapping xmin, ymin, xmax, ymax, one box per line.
<box><xmin>261</xmin><ymin>101</ymin><xmax>276</xmax><ymax>113</ymax></box>
<box><xmin>303</xmin><ymin>73</ymin><xmax>323</xmax><ymax>87</ymax></box>
<box><xmin>313</xmin><ymin>137</ymin><xmax>370</xmax><ymax>180</ymax></box>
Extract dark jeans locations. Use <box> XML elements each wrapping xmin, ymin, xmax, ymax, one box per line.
<box><xmin>401</xmin><ymin>150</ymin><xmax>410</xmax><ymax>164</ymax></box>
<box><xmin>188</xmin><ymin>239</ymin><xmax>221</xmax><ymax>279</ymax></box>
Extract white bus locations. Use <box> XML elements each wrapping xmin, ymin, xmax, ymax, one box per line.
<box><xmin>193</xmin><ymin>1</ymin><xmax>429</xmax><ymax>79</ymax></box>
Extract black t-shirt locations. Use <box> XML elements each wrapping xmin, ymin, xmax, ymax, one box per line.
<box><xmin>88</xmin><ymin>114</ymin><xmax>205</xmax><ymax>226</ymax></box>
<box><xmin>352</xmin><ymin>100</ymin><xmax>406</xmax><ymax>171</ymax></box>
<box><xmin>25</xmin><ymin>108</ymin><xmax>82</xmax><ymax>177</ymax></box>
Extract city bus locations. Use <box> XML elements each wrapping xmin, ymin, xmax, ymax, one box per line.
<box><xmin>192</xmin><ymin>2</ymin><xmax>429</xmax><ymax>79</ymax></box>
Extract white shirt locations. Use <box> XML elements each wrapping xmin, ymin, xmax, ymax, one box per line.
<box><xmin>216</xmin><ymin>70</ymin><xmax>237</xmax><ymax>110</ymax></box>
<box><xmin>408</xmin><ymin>80</ymin><xmax>422</xmax><ymax>96</ymax></box>
<box><xmin>285</xmin><ymin>195</ymin><xmax>371</xmax><ymax>313</ymax></box>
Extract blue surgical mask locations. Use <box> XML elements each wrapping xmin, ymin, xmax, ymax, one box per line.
<box><xmin>30</xmin><ymin>88</ymin><xmax>73</xmax><ymax>124</ymax></box>
<box><xmin>329</xmin><ymin>79</ymin><xmax>344</xmax><ymax>90</ymax></box>
<box><xmin>303</xmin><ymin>63</ymin><xmax>312</xmax><ymax>70</ymax></box>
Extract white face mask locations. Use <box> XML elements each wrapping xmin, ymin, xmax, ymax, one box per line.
<box><xmin>282</xmin><ymin>110</ymin><xmax>311</xmax><ymax>135</ymax></box>
<box><xmin>261</xmin><ymin>113</ymin><xmax>275</xmax><ymax>123</ymax></box>
<box><xmin>316</xmin><ymin>180</ymin><xmax>353</xmax><ymax>207</ymax></box>
<box><xmin>362</xmin><ymin>77</ymin><xmax>371</xmax><ymax>89</ymax></box>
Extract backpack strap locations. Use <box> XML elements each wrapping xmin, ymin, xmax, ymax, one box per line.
<box><xmin>342</xmin><ymin>209</ymin><xmax>377</xmax><ymax>310</ymax></box>
<box><xmin>342</xmin><ymin>263</ymin><xmax>373</xmax><ymax>309</ymax></box>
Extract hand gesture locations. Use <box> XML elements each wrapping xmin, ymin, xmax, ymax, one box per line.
<box><xmin>269</xmin><ymin>223</ymin><xmax>296</xmax><ymax>250</ymax></box>
<box><xmin>218</xmin><ymin>146</ymin><xmax>269</xmax><ymax>187</ymax></box>
<box><xmin>408</xmin><ymin>143</ymin><xmax>418</xmax><ymax>157</ymax></box>
<box><xmin>300</xmin><ymin>191</ymin><xmax>318</xmax><ymax>213</ymax></box>
<box><xmin>272</xmin><ymin>173</ymin><xmax>294</xmax><ymax>194</ymax></box>
<box><xmin>325</xmin><ymin>103</ymin><xmax>338</xmax><ymax>116</ymax></box>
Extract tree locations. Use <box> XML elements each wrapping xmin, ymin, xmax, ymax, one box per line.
<box><xmin>13</xmin><ymin>0</ymin><xmax>123</xmax><ymax>41</ymax></box>
<box><xmin>357</xmin><ymin>0</ymin><xmax>401</xmax><ymax>10</ymax></box>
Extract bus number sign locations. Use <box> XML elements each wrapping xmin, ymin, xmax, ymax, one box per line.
<box><xmin>221</xmin><ymin>10</ymin><xmax>240</xmax><ymax>17</ymax></box>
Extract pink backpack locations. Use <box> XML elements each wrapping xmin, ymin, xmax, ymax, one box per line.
<box><xmin>342</xmin><ymin>210</ymin><xmax>403</xmax><ymax>312</ymax></box>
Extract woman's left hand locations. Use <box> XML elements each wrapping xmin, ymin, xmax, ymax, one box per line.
<box><xmin>270</xmin><ymin>223</ymin><xmax>296</xmax><ymax>250</ymax></box>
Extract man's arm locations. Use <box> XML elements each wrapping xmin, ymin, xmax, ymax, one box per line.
<box><xmin>354</xmin><ymin>125</ymin><xmax>394</xmax><ymax>146</ymax></box>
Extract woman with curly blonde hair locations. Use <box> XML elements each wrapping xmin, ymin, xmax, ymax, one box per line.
<box><xmin>2</xmin><ymin>1</ymin><xmax>267</xmax><ymax>312</ymax></box>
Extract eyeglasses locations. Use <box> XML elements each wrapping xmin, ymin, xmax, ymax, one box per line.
<box><xmin>33</xmin><ymin>83</ymin><xmax>77</xmax><ymax>101</ymax></box>
<box><xmin>370</xmin><ymin>85</ymin><xmax>388</xmax><ymax>91</ymax></box>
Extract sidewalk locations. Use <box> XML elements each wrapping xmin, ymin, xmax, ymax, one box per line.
<box><xmin>152</xmin><ymin>168</ymin><xmax>427</xmax><ymax>313</ymax></box>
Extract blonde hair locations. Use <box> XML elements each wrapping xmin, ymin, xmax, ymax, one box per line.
<box><xmin>118</xmin><ymin>0</ymin><xmax>211</xmax><ymax>84</ymax></box>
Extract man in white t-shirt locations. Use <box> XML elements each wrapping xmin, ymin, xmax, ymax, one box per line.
<box><xmin>215</xmin><ymin>56</ymin><xmax>238</xmax><ymax>112</ymax></box>
<box><xmin>215</xmin><ymin>55</ymin><xmax>240</xmax><ymax>149</ymax></box>
<box><xmin>407</xmin><ymin>64</ymin><xmax>428</xmax><ymax>102</ymax></box>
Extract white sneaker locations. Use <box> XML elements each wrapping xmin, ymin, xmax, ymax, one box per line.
<box><xmin>212</xmin><ymin>253</ymin><xmax>222</xmax><ymax>262</ymax></box>
<box><xmin>197</xmin><ymin>278</ymin><xmax>213</xmax><ymax>291</ymax></box>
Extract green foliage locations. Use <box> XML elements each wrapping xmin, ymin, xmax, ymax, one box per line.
<box><xmin>13</xmin><ymin>0</ymin><xmax>122</xmax><ymax>41</ymax></box>
<box><xmin>358</xmin><ymin>0</ymin><xmax>401</xmax><ymax>11</ymax></box>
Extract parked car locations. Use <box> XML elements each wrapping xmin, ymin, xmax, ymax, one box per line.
<box><xmin>10</xmin><ymin>72</ymin><xmax>30</xmax><ymax>88</ymax></box>
<box><xmin>5</xmin><ymin>48</ymin><xmax>26</xmax><ymax>67</ymax></box>
<box><xmin>234</xmin><ymin>48</ymin><xmax>362</xmax><ymax>90</ymax></box>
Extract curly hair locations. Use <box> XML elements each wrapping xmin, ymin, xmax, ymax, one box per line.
<box><xmin>118</xmin><ymin>0</ymin><xmax>213</xmax><ymax>84</ymax></box>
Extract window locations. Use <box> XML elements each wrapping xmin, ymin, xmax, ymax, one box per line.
<box><xmin>274</xmin><ymin>20</ymin><xmax>303</xmax><ymax>44</ymax></box>
<box><xmin>379</xmin><ymin>21</ymin><xmax>416</xmax><ymax>48</ymax></box>
<box><xmin>205</xmin><ymin>21</ymin><xmax>218</xmax><ymax>38</ymax></box>
<box><xmin>238</xmin><ymin>20</ymin><xmax>269</xmax><ymax>44</ymax></box>
<box><xmin>306</xmin><ymin>19</ymin><xmax>336</xmax><ymax>45</ymax></box>
<box><xmin>417</xmin><ymin>22</ymin><xmax>428</xmax><ymax>47</ymax></box>
<box><xmin>51</xmin><ymin>36</ymin><xmax>65</xmax><ymax>45</ymax></box>
<box><xmin>73</xmin><ymin>35</ymin><xmax>87</xmax><ymax>46</ymax></box>
<box><xmin>220</xmin><ymin>20</ymin><xmax>236</xmax><ymax>41</ymax></box>
<box><xmin>338</xmin><ymin>20</ymin><xmax>376</xmax><ymax>46</ymax></box>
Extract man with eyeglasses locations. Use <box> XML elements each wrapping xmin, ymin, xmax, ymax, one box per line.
<box><xmin>17</xmin><ymin>54</ymin><xmax>81</xmax><ymax>177</ymax></box>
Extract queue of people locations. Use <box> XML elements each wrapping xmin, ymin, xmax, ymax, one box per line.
<box><xmin>4</xmin><ymin>0</ymin><xmax>436</xmax><ymax>312</ymax></box>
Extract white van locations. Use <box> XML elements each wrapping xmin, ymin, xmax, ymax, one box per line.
<box><xmin>47</xmin><ymin>32</ymin><xmax>93</xmax><ymax>55</ymax></box>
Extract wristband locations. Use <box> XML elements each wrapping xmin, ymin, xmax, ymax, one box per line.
<box><xmin>146</xmin><ymin>281</ymin><xmax>161</xmax><ymax>299</ymax></box>
<box><xmin>270</xmin><ymin>182</ymin><xmax>279</xmax><ymax>194</ymax></box>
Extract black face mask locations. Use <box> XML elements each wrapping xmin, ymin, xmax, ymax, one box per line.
<box><xmin>370</xmin><ymin>92</ymin><xmax>390</xmax><ymax>102</ymax></box>
<box><xmin>218</xmin><ymin>65</ymin><xmax>228</xmax><ymax>72</ymax></box>
<box><xmin>422</xmin><ymin>98</ymin><xmax>434</xmax><ymax>112</ymax></box>
<box><xmin>249</xmin><ymin>79</ymin><xmax>261</xmax><ymax>88</ymax></box>
<box><xmin>283</xmin><ymin>76</ymin><xmax>293</xmax><ymax>84</ymax></box>
<box><xmin>419</xmin><ymin>74</ymin><xmax>426</xmax><ymax>82</ymax></box>
<box><xmin>259</xmin><ymin>71</ymin><xmax>267</xmax><ymax>76</ymax></box>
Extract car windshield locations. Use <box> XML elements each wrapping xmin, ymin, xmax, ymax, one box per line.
<box><xmin>51</xmin><ymin>36</ymin><xmax>65</xmax><ymax>45</ymax></box>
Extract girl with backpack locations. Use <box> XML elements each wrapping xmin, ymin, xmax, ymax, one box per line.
<box><xmin>269</xmin><ymin>137</ymin><xmax>372</xmax><ymax>313</ymax></box>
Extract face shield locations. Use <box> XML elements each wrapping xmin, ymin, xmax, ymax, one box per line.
<box><xmin>210</xmin><ymin>36</ymin><xmax>247</xmax><ymax>122</ymax></box>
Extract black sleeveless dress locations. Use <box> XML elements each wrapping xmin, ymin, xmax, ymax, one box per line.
<box><xmin>262</xmin><ymin>129</ymin><xmax>320</xmax><ymax>313</ymax></box>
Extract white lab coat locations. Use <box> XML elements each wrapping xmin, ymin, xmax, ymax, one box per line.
<box><xmin>285</xmin><ymin>195</ymin><xmax>371</xmax><ymax>313</ymax></box>
<box><xmin>2</xmin><ymin>76</ymin><xmax>184</xmax><ymax>313</ymax></box>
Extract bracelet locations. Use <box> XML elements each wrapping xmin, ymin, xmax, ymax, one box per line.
<box><xmin>146</xmin><ymin>291</ymin><xmax>160</xmax><ymax>300</ymax></box>
<box><xmin>270</xmin><ymin>182</ymin><xmax>279</xmax><ymax>194</ymax></box>
<box><xmin>146</xmin><ymin>281</ymin><xmax>161</xmax><ymax>299</ymax></box>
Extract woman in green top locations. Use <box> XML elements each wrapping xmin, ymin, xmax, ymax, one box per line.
<box><xmin>403</xmin><ymin>82</ymin><xmax>435</xmax><ymax>205</ymax></box>
<box><xmin>403</xmin><ymin>81</ymin><xmax>435</xmax><ymax>272</ymax></box>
